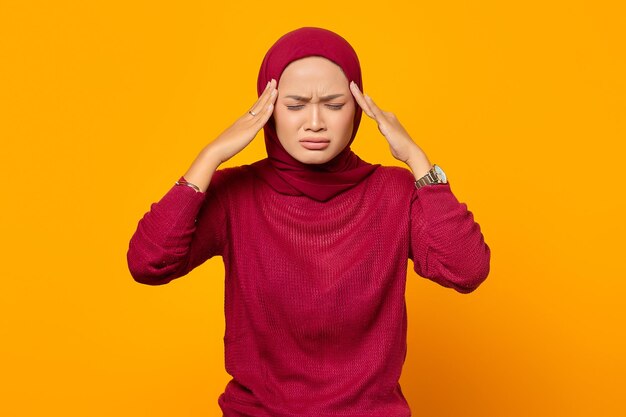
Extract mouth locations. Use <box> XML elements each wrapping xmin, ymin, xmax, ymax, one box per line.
<box><xmin>300</xmin><ymin>138</ymin><xmax>330</xmax><ymax>150</ymax></box>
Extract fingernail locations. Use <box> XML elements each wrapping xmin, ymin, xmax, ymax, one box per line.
<box><xmin>266</xmin><ymin>81</ymin><xmax>270</xmax><ymax>89</ymax></box>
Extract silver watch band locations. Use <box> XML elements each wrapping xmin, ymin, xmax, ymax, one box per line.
<box><xmin>414</xmin><ymin>166</ymin><xmax>439</xmax><ymax>189</ymax></box>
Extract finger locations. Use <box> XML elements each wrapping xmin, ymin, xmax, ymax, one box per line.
<box><xmin>248</xmin><ymin>79</ymin><xmax>276</xmax><ymax>117</ymax></box>
<box><xmin>248</xmin><ymin>79</ymin><xmax>274</xmax><ymax>116</ymax></box>
<box><xmin>363</xmin><ymin>93</ymin><xmax>386</xmax><ymax>121</ymax></box>
<box><xmin>251</xmin><ymin>88</ymin><xmax>277</xmax><ymax>127</ymax></box>
<box><xmin>363</xmin><ymin>93</ymin><xmax>395</xmax><ymax>138</ymax></box>
<box><xmin>349</xmin><ymin>81</ymin><xmax>375</xmax><ymax>119</ymax></box>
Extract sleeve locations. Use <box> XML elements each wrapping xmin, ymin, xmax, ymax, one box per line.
<box><xmin>126</xmin><ymin>171</ymin><xmax>229</xmax><ymax>285</ymax></box>
<box><xmin>408</xmin><ymin>181</ymin><xmax>491</xmax><ymax>294</ymax></box>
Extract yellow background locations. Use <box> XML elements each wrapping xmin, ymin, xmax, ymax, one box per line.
<box><xmin>1</xmin><ymin>1</ymin><xmax>624</xmax><ymax>416</ymax></box>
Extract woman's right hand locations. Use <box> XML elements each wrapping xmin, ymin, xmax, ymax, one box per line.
<box><xmin>209</xmin><ymin>78</ymin><xmax>278</xmax><ymax>165</ymax></box>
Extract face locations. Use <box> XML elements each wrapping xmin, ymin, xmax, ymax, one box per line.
<box><xmin>273</xmin><ymin>56</ymin><xmax>355</xmax><ymax>165</ymax></box>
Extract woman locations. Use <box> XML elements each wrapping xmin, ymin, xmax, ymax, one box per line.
<box><xmin>127</xmin><ymin>27</ymin><xmax>491</xmax><ymax>417</ymax></box>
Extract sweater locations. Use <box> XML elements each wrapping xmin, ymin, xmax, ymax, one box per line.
<box><xmin>126</xmin><ymin>164</ymin><xmax>491</xmax><ymax>417</ymax></box>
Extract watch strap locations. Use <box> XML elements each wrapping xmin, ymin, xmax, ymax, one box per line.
<box><xmin>414</xmin><ymin>165</ymin><xmax>441</xmax><ymax>189</ymax></box>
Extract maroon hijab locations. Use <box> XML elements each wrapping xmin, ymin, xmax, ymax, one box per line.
<box><xmin>248</xmin><ymin>27</ymin><xmax>381</xmax><ymax>202</ymax></box>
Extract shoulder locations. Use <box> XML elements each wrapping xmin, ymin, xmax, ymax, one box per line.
<box><xmin>207</xmin><ymin>165</ymin><xmax>254</xmax><ymax>195</ymax></box>
<box><xmin>358</xmin><ymin>165</ymin><xmax>416</xmax><ymax>207</ymax></box>
<box><xmin>374</xmin><ymin>164</ymin><xmax>414</xmax><ymax>179</ymax></box>
<box><xmin>370</xmin><ymin>164</ymin><xmax>416</xmax><ymax>190</ymax></box>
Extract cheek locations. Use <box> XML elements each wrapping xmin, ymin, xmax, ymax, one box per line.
<box><xmin>274</xmin><ymin>108</ymin><xmax>297</xmax><ymax>128</ymax></box>
<box><xmin>335</xmin><ymin>110</ymin><xmax>355</xmax><ymax>133</ymax></box>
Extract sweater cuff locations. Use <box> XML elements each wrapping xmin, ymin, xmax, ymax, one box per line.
<box><xmin>154</xmin><ymin>176</ymin><xmax>207</xmax><ymax>224</ymax></box>
<box><xmin>413</xmin><ymin>181</ymin><xmax>461</xmax><ymax>219</ymax></box>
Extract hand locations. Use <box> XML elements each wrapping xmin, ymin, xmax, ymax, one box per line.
<box><xmin>209</xmin><ymin>79</ymin><xmax>278</xmax><ymax>165</ymax></box>
<box><xmin>349</xmin><ymin>81</ymin><xmax>429</xmax><ymax>167</ymax></box>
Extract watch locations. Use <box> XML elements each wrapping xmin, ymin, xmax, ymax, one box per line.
<box><xmin>414</xmin><ymin>164</ymin><xmax>448</xmax><ymax>189</ymax></box>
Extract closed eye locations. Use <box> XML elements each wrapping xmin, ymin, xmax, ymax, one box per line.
<box><xmin>287</xmin><ymin>104</ymin><xmax>344</xmax><ymax>111</ymax></box>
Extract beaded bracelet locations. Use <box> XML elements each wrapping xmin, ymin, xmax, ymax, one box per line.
<box><xmin>175</xmin><ymin>179</ymin><xmax>201</xmax><ymax>192</ymax></box>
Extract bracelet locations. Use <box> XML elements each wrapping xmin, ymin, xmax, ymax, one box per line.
<box><xmin>175</xmin><ymin>179</ymin><xmax>201</xmax><ymax>192</ymax></box>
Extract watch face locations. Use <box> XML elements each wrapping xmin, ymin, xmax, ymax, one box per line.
<box><xmin>434</xmin><ymin>165</ymin><xmax>447</xmax><ymax>183</ymax></box>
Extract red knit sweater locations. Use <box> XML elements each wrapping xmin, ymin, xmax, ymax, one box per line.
<box><xmin>127</xmin><ymin>164</ymin><xmax>491</xmax><ymax>417</ymax></box>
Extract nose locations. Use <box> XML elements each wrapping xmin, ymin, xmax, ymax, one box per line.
<box><xmin>304</xmin><ymin>103</ymin><xmax>326</xmax><ymax>132</ymax></box>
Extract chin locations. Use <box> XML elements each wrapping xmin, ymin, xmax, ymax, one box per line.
<box><xmin>295</xmin><ymin>151</ymin><xmax>336</xmax><ymax>165</ymax></box>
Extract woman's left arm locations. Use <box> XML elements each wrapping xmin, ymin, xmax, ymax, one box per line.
<box><xmin>407</xmin><ymin>178</ymin><xmax>491</xmax><ymax>293</ymax></box>
<box><xmin>349</xmin><ymin>81</ymin><xmax>491</xmax><ymax>293</ymax></box>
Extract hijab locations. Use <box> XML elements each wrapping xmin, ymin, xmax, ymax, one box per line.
<box><xmin>248</xmin><ymin>27</ymin><xmax>381</xmax><ymax>202</ymax></box>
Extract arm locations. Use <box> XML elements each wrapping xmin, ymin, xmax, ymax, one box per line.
<box><xmin>346</xmin><ymin>81</ymin><xmax>491</xmax><ymax>292</ymax></box>
<box><xmin>408</xmin><ymin>181</ymin><xmax>491</xmax><ymax>294</ymax></box>
<box><xmin>126</xmin><ymin>148</ymin><xmax>228</xmax><ymax>285</ymax></box>
<box><xmin>126</xmin><ymin>77</ymin><xmax>279</xmax><ymax>284</ymax></box>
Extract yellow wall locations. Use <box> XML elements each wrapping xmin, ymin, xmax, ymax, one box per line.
<box><xmin>1</xmin><ymin>1</ymin><xmax>624</xmax><ymax>415</ymax></box>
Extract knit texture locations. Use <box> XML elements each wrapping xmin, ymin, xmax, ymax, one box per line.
<box><xmin>127</xmin><ymin>165</ymin><xmax>491</xmax><ymax>417</ymax></box>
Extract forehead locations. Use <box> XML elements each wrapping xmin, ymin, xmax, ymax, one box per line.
<box><xmin>279</xmin><ymin>56</ymin><xmax>348</xmax><ymax>89</ymax></box>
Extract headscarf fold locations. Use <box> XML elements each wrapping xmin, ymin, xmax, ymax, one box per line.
<box><xmin>248</xmin><ymin>27</ymin><xmax>381</xmax><ymax>202</ymax></box>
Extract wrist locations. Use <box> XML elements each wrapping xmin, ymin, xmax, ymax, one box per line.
<box><xmin>201</xmin><ymin>143</ymin><xmax>224</xmax><ymax>170</ymax></box>
<box><xmin>414</xmin><ymin>164</ymin><xmax>448</xmax><ymax>189</ymax></box>
<box><xmin>406</xmin><ymin>149</ymin><xmax>432</xmax><ymax>181</ymax></box>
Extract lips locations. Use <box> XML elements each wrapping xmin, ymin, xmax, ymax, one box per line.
<box><xmin>299</xmin><ymin>137</ymin><xmax>330</xmax><ymax>150</ymax></box>
<box><xmin>300</xmin><ymin>137</ymin><xmax>330</xmax><ymax>143</ymax></box>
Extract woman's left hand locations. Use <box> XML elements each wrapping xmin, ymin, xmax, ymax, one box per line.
<box><xmin>349</xmin><ymin>81</ymin><xmax>428</xmax><ymax>167</ymax></box>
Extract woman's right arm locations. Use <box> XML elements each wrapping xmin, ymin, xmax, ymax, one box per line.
<box><xmin>126</xmin><ymin>149</ymin><xmax>226</xmax><ymax>285</ymax></box>
<box><xmin>126</xmin><ymin>78</ymin><xmax>278</xmax><ymax>285</ymax></box>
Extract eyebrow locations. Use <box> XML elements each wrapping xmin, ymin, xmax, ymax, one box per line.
<box><xmin>284</xmin><ymin>94</ymin><xmax>346</xmax><ymax>102</ymax></box>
